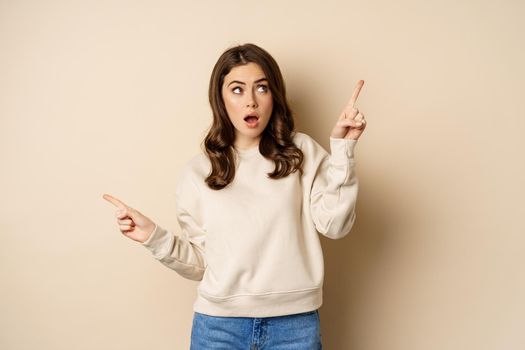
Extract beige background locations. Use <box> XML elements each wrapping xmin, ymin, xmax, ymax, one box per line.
<box><xmin>1</xmin><ymin>0</ymin><xmax>524</xmax><ymax>349</ymax></box>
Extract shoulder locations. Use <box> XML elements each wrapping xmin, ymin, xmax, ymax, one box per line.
<box><xmin>292</xmin><ymin>131</ymin><xmax>328</xmax><ymax>155</ymax></box>
<box><xmin>292</xmin><ymin>130</ymin><xmax>307</xmax><ymax>145</ymax></box>
<box><xmin>178</xmin><ymin>152</ymin><xmax>210</xmax><ymax>188</ymax></box>
<box><xmin>186</xmin><ymin>152</ymin><xmax>209</xmax><ymax>172</ymax></box>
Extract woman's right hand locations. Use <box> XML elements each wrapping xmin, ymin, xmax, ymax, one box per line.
<box><xmin>102</xmin><ymin>193</ymin><xmax>156</xmax><ymax>243</ymax></box>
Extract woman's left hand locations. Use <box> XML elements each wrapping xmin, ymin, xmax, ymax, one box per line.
<box><xmin>330</xmin><ymin>80</ymin><xmax>367</xmax><ymax>141</ymax></box>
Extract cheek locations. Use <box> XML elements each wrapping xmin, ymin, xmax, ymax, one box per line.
<box><xmin>223</xmin><ymin>95</ymin><xmax>241</xmax><ymax>110</ymax></box>
<box><xmin>222</xmin><ymin>95</ymin><xmax>234</xmax><ymax>113</ymax></box>
<box><xmin>223</xmin><ymin>97</ymin><xmax>243</xmax><ymax>121</ymax></box>
<box><xmin>265</xmin><ymin>97</ymin><xmax>274</xmax><ymax>112</ymax></box>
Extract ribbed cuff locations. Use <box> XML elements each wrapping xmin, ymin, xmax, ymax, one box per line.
<box><xmin>140</xmin><ymin>223</ymin><xmax>176</xmax><ymax>261</ymax></box>
<box><xmin>141</xmin><ymin>223</ymin><xmax>166</xmax><ymax>248</ymax></box>
<box><xmin>329</xmin><ymin>137</ymin><xmax>357</xmax><ymax>165</ymax></box>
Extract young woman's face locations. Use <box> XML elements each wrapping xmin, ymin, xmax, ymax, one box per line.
<box><xmin>221</xmin><ymin>62</ymin><xmax>273</xmax><ymax>149</ymax></box>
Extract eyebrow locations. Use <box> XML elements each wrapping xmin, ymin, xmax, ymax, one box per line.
<box><xmin>227</xmin><ymin>78</ymin><xmax>268</xmax><ymax>87</ymax></box>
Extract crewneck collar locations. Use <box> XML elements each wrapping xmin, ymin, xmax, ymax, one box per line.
<box><xmin>234</xmin><ymin>145</ymin><xmax>260</xmax><ymax>157</ymax></box>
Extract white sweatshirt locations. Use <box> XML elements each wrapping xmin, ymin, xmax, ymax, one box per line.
<box><xmin>141</xmin><ymin>131</ymin><xmax>358</xmax><ymax>317</ymax></box>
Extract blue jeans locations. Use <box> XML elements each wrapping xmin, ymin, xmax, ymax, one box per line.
<box><xmin>190</xmin><ymin>309</ymin><xmax>322</xmax><ymax>349</ymax></box>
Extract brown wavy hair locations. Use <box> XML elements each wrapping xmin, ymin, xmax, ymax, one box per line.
<box><xmin>202</xmin><ymin>43</ymin><xmax>304</xmax><ymax>190</ymax></box>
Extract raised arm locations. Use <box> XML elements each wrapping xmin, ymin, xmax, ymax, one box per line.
<box><xmin>310</xmin><ymin>79</ymin><xmax>367</xmax><ymax>239</ymax></box>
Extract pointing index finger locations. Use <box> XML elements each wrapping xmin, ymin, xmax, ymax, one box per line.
<box><xmin>102</xmin><ymin>193</ymin><xmax>128</xmax><ymax>210</ymax></box>
<box><xmin>349</xmin><ymin>80</ymin><xmax>365</xmax><ymax>107</ymax></box>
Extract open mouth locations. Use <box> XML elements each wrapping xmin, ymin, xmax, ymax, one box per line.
<box><xmin>244</xmin><ymin>115</ymin><xmax>259</xmax><ymax>122</ymax></box>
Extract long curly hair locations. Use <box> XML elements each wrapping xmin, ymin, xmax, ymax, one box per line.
<box><xmin>202</xmin><ymin>43</ymin><xmax>304</xmax><ymax>190</ymax></box>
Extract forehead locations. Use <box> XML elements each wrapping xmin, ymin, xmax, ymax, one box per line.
<box><xmin>224</xmin><ymin>62</ymin><xmax>266</xmax><ymax>82</ymax></box>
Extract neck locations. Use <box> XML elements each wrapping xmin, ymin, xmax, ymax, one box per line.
<box><xmin>234</xmin><ymin>135</ymin><xmax>261</xmax><ymax>150</ymax></box>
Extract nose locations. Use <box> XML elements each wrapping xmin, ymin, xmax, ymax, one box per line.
<box><xmin>246</xmin><ymin>90</ymin><xmax>258</xmax><ymax>108</ymax></box>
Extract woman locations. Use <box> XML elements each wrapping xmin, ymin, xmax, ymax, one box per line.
<box><xmin>103</xmin><ymin>43</ymin><xmax>366</xmax><ymax>349</ymax></box>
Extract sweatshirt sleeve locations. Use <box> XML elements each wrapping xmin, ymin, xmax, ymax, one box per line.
<box><xmin>309</xmin><ymin>136</ymin><xmax>359</xmax><ymax>239</ymax></box>
<box><xmin>141</xmin><ymin>166</ymin><xmax>207</xmax><ymax>281</ymax></box>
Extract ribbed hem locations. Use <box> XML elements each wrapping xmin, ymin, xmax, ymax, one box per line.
<box><xmin>192</xmin><ymin>287</ymin><xmax>323</xmax><ymax>317</ymax></box>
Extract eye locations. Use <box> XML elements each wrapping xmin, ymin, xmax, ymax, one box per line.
<box><xmin>232</xmin><ymin>86</ymin><xmax>242</xmax><ymax>94</ymax></box>
<box><xmin>257</xmin><ymin>85</ymin><xmax>269</xmax><ymax>93</ymax></box>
